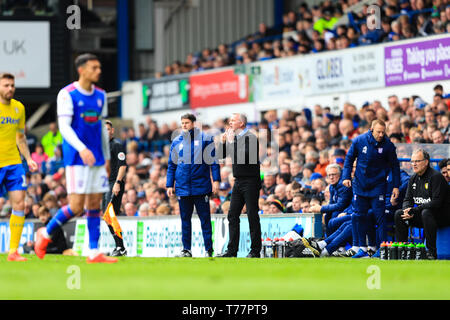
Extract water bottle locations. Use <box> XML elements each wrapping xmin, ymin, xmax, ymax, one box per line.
<box><xmin>398</xmin><ymin>242</ymin><xmax>406</xmax><ymax>260</ymax></box>
<box><xmin>260</xmin><ymin>238</ymin><xmax>265</xmax><ymax>258</ymax></box>
<box><xmin>389</xmin><ymin>242</ymin><xmax>398</xmax><ymax>260</ymax></box>
<box><xmin>265</xmin><ymin>238</ymin><xmax>273</xmax><ymax>258</ymax></box>
<box><xmin>273</xmin><ymin>238</ymin><xmax>279</xmax><ymax>258</ymax></box>
<box><xmin>415</xmin><ymin>243</ymin><xmax>426</xmax><ymax>260</ymax></box>
<box><xmin>387</xmin><ymin>241</ymin><xmax>393</xmax><ymax>260</ymax></box>
<box><xmin>380</xmin><ymin>241</ymin><xmax>388</xmax><ymax>260</ymax></box>
<box><xmin>406</xmin><ymin>243</ymin><xmax>416</xmax><ymax>260</ymax></box>
<box><xmin>277</xmin><ymin>238</ymin><xmax>286</xmax><ymax>258</ymax></box>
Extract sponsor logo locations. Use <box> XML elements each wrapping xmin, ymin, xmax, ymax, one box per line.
<box><xmin>0</xmin><ymin>117</ymin><xmax>20</xmax><ymax>125</ymax></box>
<box><xmin>413</xmin><ymin>197</ymin><xmax>431</xmax><ymax>204</ymax></box>
<box><xmin>81</xmin><ymin>110</ymin><xmax>100</xmax><ymax>124</ymax></box>
<box><xmin>118</xmin><ymin>152</ymin><xmax>125</xmax><ymax>161</ymax></box>
<box><xmin>362</xmin><ymin>146</ymin><xmax>368</xmax><ymax>154</ymax></box>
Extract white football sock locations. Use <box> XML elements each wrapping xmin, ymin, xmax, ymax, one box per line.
<box><xmin>351</xmin><ymin>246</ymin><xmax>360</xmax><ymax>252</ymax></box>
<box><xmin>89</xmin><ymin>249</ymin><xmax>99</xmax><ymax>259</ymax></box>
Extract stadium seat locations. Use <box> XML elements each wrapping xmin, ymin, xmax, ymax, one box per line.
<box><xmin>436</xmin><ymin>226</ymin><xmax>450</xmax><ymax>260</ymax></box>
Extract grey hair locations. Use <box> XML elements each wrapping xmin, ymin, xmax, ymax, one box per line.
<box><xmin>233</xmin><ymin>113</ymin><xmax>247</xmax><ymax>126</ymax></box>
<box><xmin>412</xmin><ymin>148</ymin><xmax>430</xmax><ymax>162</ymax></box>
<box><xmin>325</xmin><ymin>163</ymin><xmax>342</xmax><ymax>175</ymax></box>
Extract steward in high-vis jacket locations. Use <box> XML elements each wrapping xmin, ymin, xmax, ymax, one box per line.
<box><xmin>166</xmin><ymin>114</ymin><xmax>220</xmax><ymax>258</ymax></box>
<box><xmin>342</xmin><ymin>119</ymin><xmax>400</xmax><ymax>258</ymax></box>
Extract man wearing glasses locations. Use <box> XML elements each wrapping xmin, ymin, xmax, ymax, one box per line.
<box><xmin>309</xmin><ymin>164</ymin><xmax>352</xmax><ymax>236</ymax></box>
<box><xmin>394</xmin><ymin>149</ymin><xmax>450</xmax><ymax>260</ymax></box>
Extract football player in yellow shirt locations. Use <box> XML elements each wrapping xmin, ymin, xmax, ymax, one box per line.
<box><xmin>0</xmin><ymin>73</ymin><xmax>38</xmax><ymax>261</ymax></box>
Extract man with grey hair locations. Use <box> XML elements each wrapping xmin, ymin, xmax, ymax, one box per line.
<box><xmin>309</xmin><ymin>163</ymin><xmax>352</xmax><ymax>236</ymax></box>
<box><xmin>394</xmin><ymin>149</ymin><xmax>450</xmax><ymax>259</ymax></box>
<box><xmin>217</xmin><ymin>113</ymin><xmax>262</xmax><ymax>258</ymax></box>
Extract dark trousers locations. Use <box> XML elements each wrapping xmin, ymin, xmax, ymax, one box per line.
<box><xmin>394</xmin><ymin>208</ymin><xmax>450</xmax><ymax>255</ymax></box>
<box><xmin>178</xmin><ymin>195</ymin><xmax>212</xmax><ymax>251</ymax></box>
<box><xmin>102</xmin><ymin>181</ymin><xmax>125</xmax><ymax>214</ymax></box>
<box><xmin>325</xmin><ymin>220</ymin><xmax>353</xmax><ymax>254</ymax></box>
<box><xmin>227</xmin><ymin>177</ymin><xmax>261</xmax><ymax>254</ymax></box>
<box><xmin>352</xmin><ymin>194</ymin><xmax>386</xmax><ymax>248</ymax></box>
<box><xmin>102</xmin><ymin>181</ymin><xmax>125</xmax><ymax>248</ymax></box>
<box><xmin>327</xmin><ymin>214</ymin><xmax>352</xmax><ymax>236</ymax></box>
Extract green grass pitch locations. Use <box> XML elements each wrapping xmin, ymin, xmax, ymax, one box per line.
<box><xmin>1</xmin><ymin>254</ymin><xmax>450</xmax><ymax>300</ymax></box>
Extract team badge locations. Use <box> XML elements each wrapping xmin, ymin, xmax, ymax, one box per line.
<box><xmin>15</xmin><ymin>107</ymin><xmax>19</xmax><ymax>114</ymax></box>
<box><xmin>194</xmin><ymin>140</ymin><xmax>199</xmax><ymax>146</ymax></box>
<box><xmin>379</xmin><ymin>195</ymin><xmax>384</xmax><ymax>201</ymax></box>
<box><xmin>378</xmin><ymin>148</ymin><xmax>383</xmax><ymax>153</ymax></box>
<box><xmin>78</xmin><ymin>100</ymin><xmax>84</xmax><ymax>107</ymax></box>
<box><xmin>362</xmin><ymin>146</ymin><xmax>367</xmax><ymax>154</ymax></box>
<box><xmin>425</xmin><ymin>183</ymin><xmax>428</xmax><ymax>190</ymax></box>
<box><xmin>118</xmin><ymin>152</ymin><xmax>125</xmax><ymax>161</ymax></box>
<box><xmin>97</xmin><ymin>99</ymin><xmax>102</xmax><ymax>107</ymax></box>
<box><xmin>205</xmin><ymin>195</ymin><xmax>208</xmax><ymax>203</ymax></box>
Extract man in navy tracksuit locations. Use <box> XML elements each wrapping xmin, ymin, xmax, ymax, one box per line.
<box><xmin>309</xmin><ymin>163</ymin><xmax>352</xmax><ymax>236</ymax></box>
<box><xmin>166</xmin><ymin>114</ymin><xmax>220</xmax><ymax>257</ymax></box>
<box><xmin>342</xmin><ymin>119</ymin><xmax>400</xmax><ymax>258</ymax></box>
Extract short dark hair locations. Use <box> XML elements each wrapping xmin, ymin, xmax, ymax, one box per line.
<box><xmin>438</xmin><ymin>158</ymin><xmax>448</xmax><ymax>170</ymax></box>
<box><xmin>105</xmin><ymin>120</ymin><xmax>113</xmax><ymax>128</ymax></box>
<box><xmin>434</xmin><ymin>84</ymin><xmax>443</xmax><ymax>91</ymax></box>
<box><xmin>75</xmin><ymin>53</ymin><xmax>99</xmax><ymax>68</ymax></box>
<box><xmin>181</xmin><ymin>113</ymin><xmax>196</xmax><ymax>123</ymax></box>
<box><xmin>0</xmin><ymin>73</ymin><xmax>14</xmax><ymax>81</ymax></box>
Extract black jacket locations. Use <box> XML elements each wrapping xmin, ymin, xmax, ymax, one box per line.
<box><xmin>109</xmin><ymin>138</ymin><xmax>127</xmax><ymax>183</ymax></box>
<box><xmin>220</xmin><ymin>130</ymin><xmax>260</xmax><ymax>179</ymax></box>
<box><xmin>403</xmin><ymin>166</ymin><xmax>450</xmax><ymax>216</ymax></box>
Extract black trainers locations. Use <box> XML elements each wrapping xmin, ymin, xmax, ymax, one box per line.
<box><xmin>301</xmin><ymin>237</ymin><xmax>320</xmax><ymax>257</ymax></box>
<box><xmin>367</xmin><ymin>248</ymin><xmax>377</xmax><ymax>257</ymax></box>
<box><xmin>205</xmin><ymin>249</ymin><xmax>213</xmax><ymax>257</ymax></box>
<box><xmin>426</xmin><ymin>251</ymin><xmax>437</xmax><ymax>260</ymax></box>
<box><xmin>111</xmin><ymin>247</ymin><xmax>127</xmax><ymax>257</ymax></box>
<box><xmin>176</xmin><ymin>249</ymin><xmax>192</xmax><ymax>257</ymax></box>
<box><xmin>339</xmin><ymin>248</ymin><xmax>357</xmax><ymax>257</ymax></box>
<box><xmin>246</xmin><ymin>251</ymin><xmax>260</xmax><ymax>258</ymax></box>
<box><xmin>216</xmin><ymin>251</ymin><xmax>237</xmax><ymax>257</ymax></box>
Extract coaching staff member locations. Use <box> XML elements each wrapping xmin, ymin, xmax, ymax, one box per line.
<box><xmin>166</xmin><ymin>113</ymin><xmax>220</xmax><ymax>258</ymax></box>
<box><xmin>102</xmin><ymin>120</ymin><xmax>127</xmax><ymax>256</ymax></box>
<box><xmin>342</xmin><ymin>119</ymin><xmax>400</xmax><ymax>258</ymax></box>
<box><xmin>395</xmin><ymin>149</ymin><xmax>450</xmax><ymax>259</ymax></box>
<box><xmin>217</xmin><ymin>113</ymin><xmax>262</xmax><ymax>258</ymax></box>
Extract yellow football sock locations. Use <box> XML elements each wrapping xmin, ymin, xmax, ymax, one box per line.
<box><xmin>9</xmin><ymin>212</ymin><xmax>25</xmax><ymax>255</ymax></box>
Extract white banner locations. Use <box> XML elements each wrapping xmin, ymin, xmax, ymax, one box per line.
<box><xmin>0</xmin><ymin>21</ymin><xmax>51</xmax><ymax>88</ymax></box>
<box><xmin>251</xmin><ymin>57</ymin><xmax>312</xmax><ymax>102</ymax></box>
<box><xmin>250</xmin><ymin>45</ymin><xmax>385</xmax><ymax>102</ymax></box>
<box><xmin>72</xmin><ymin>214</ymin><xmax>321</xmax><ymax>257</ymax></box>
<box><xmin>309</xmin><ymin>45</ymin><xmax>385</xmax><ymax>95</ymax></box>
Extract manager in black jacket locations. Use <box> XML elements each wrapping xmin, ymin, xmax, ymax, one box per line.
<box><xmin>217</xmin><ymin>113</ymin><xmax>262</xmax><ymax>258</ymax></box>
<box><xmin>394</xmin><ymin>149</ymin><xmax>450</xmax><ymax>259</ymax></box>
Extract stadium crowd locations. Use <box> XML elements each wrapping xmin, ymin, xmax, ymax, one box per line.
<box><xmin>158</xmin><ymin>0</ymin><xmax>450</xmax><ymax>77</ymax></box>
<box><xmin>0</xmin><ymin>84</ymin><xmax>449</xmax><ymax>231</ymax></box>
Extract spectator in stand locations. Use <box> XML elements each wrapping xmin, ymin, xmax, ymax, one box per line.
<box><xmin>31</xmin><ymin>144</ymin><xmax>48</xmax><ymax>173</ymax></box>
<box><xmin>41</xmin><ymin>122</ymin><xmax>63</xmax><ymax>158</ymax></box>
